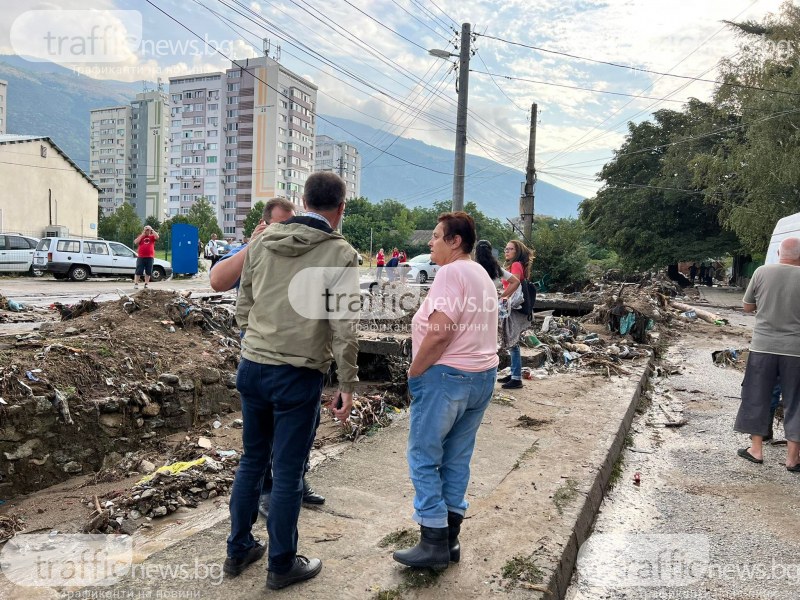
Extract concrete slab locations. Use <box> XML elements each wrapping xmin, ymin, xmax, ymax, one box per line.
<box><xmin>48</xmin><ymin>362</ymin><xmax>652</xmax><ymax>599</ymax></box>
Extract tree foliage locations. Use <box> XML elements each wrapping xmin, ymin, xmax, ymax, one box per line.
<box><xmin>692</xmin><ymin>2</ymin><xmax>800</xmax><ymax>254</ymax></box>
<box><xmin>340</xmin><ymin>197</ymin><xmax>513</xmax><ymax>259</ymax></box>
<box><xmin>581</xmin><ymin>4</ymin><xmax>800</xmax><ymax>264</ymax></box>
<box><xmin>98</xmin><ymin>203</ymin><xmax>142</xmax><ymax>247</ymax></box>
<box><xmin>187</xmin><ymin>197</ymin><xmax>223</xmax><ymax>243</ymax></box>
<box><xmin>243</xmin><ymin>201</ymin><xmax>265</xmax><ymax>238</ymax></box>
<box><xmin>530</xmin><ymin>217</ymin><xmax>590</xmax><ymax>289</ymax></box>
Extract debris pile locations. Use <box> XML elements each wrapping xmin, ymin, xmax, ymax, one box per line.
<box><xmin>82</xmin><ymin>443</ymin><xmax>237</xmax><ymax>534</ymax></box>
<box><xmin>712</xmin><ymin>348</ymin><xmax>749</xmax><ymax>369</ymax></box>
<box><xmin>0</xmin><ymin>289</ymin><xmax>243</xmax><ymax>497</ymax></box>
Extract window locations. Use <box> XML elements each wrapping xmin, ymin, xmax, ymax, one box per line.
<box><xmin>227</xmin><ymin>83</ymin><xmax>240</xmax><ymax>92</ymax></box>
<box><xmin>207</xmin><ymin>117</ymin><xmax>218</xmax><ymax>126</ymax></box>
<box><xmin>227</xmin><ymin>70</ymin><xmax>241</xmax><ymax>78</ymax></box>
<box><xmin>7</xmin><ymin>236</ymin><xmax>33</xmax><ymax>250</ymax></box>
<box><xmin>207</xmin><ymin>143</ymin><xmax>218</xmax><ymax>150</ymax></box>
<box><xmin>109</xmin><ymin>243</ymin><xmax>135</xmax><ymax>258</ymax></box>
<box><xmin>84</xmin><ymin>242</ymin><xmax>109</xmax><ymax>255</ymax></box>
<box><xmin>206</xmin><ymin>169</ymin><xmax>218</xmax><ymax>176</ymax></box>
<box><xmin>57</xmin><ymin>240</ymin><xmax>81</xmax><ymax>253</ymax></box>
<box><xmin>226</xmin><ymin>136</ymin><xmax>238</xmax><ymax>144</ymax></box>
<box><xmin>171</xmin><ymin>93</ymin><xmax>182</xmax><ymax>103</ymax></box>
<box><xmin>207</xmin><ymin>156</ymin><xmax>217</xmax><ymax>163</ymax></box>
<box><xmin>208</xmin><ymin>103</ymin><xmax>218</xmax><ymax>111</ymax></box>
<box><xmin>194</xmin><ymin>117</ymin><xmax>204</xmax><ymax>125</ymax></box>
<box><xmin>207</xmin><ymin>130</ymin><xmax>218</xmax><ymax>137</ymax></box>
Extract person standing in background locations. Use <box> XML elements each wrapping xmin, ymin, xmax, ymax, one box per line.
<box><xmin>133</xmin><ymin>225</ymin><xmax>159</xmax><ymax>289</ymax></box>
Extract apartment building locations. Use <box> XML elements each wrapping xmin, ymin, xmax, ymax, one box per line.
<box><xmin>166</xmin><ymin>73</ymin><xmax>225</xmax><ymax>222</ymax></box>
<box><xmin>130</xmin><ymin>90</ymin><xmax>169</xmax><ymax>223</ymax></box>
<box><xmin>315</xmin><ymin>135</ymin><xmax>361</xmax><ymax>199</ymax></box>
<box><xmin>0</xmin><ymin>80</ymin><xmax>7</xmax><ymax>135</ymax></box>
<box><xmin>222</xmin><ymin>56</ymin><xmax>317</xmax><ymax>238</ymax></box>
<box><xmin>89</xmin><ymin>105</ymin><xmax>132</xmax><ymax>214</ymax></box>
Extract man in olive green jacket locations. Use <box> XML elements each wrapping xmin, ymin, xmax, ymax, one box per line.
<box><xmin>226</xmin><ymin>172</ymin><xmax>359</xmax><ymax>590</ymax></box>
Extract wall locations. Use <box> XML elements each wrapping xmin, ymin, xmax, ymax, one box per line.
<box><xmin>0</xmin><ymin>139</ymin><xmax>99</xmax><ymax>238</ymax></box>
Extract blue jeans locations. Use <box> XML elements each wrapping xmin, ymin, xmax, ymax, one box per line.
<box><xmin>227</xmin><ymin>359</ymin><xmax>322</xmax><ymax>573</ymax></box>
<box><xmin>510</xmin><ymin>345</ymin><xmax>522</xmax><ymax>380</ymax></box>
<box><xmin>407</xmin><ymin>364</ymin><xmax>497</xmax><ymax>527</ymax></box>
<box><xmin>261</xmin><ymin>408</ymin><xmax>318</xmax><ymax>494</ymax></box>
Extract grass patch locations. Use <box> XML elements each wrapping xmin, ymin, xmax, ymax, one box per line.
<box><xmin>501</xmin><ymin>555</ymin><xmax>544</xmax><ymax>588</ymax></box>
<box><xmin>635</xmin><ymin>391</ymin><xmax>653</xmax><ymax>415</ymax></box>
<box><xmin>516</xmin><ymin>415</ymin><xmax>553</xmax><ymax>430</ymax></box>
<box><xmin>373</xmin><ymin>588</ymin><xmax>403</xmax><ymax>600</ymax></box>
<box><xmin>61</xmin><ymin>386</ymin><xmax>77</xmax><ymax>399</ymax></box>
<box><xmin>491</xmin><ymin>393</ymin><xmax>515</xmax><ymax>406</ymax></box>
<box><xmin>98</xmin><ymin>346</ymin><xmax>113</xmax><ymax>358</ymax></box>
<box><xmin>401</xmin><ymin>568</ymin><xmax>442</xmax><ymax>588</ymax></box>
<box><xmin>624</xmin><ymin>432</ymin><xmax>634</xmax><ymax>448</ymax></box>
<box><xmin>378</xmin><ymin>529</ymin><xmax>418</xmax><ymax>550</ymax></box>
<box><xmin>371</xmin><ymin>567</ymin><xmax>443</xmax><ymax>599</ymax></box>
<box><xmin>608</xmin><ymin>454</ymin><xmax>624</xmax><ymax>490</ymax></box>
<box><xmin>512</xmin><ymin>440</ymin><xmax>540</xmax><ymax>470</ymax></box>
<box><xmin>552</xmin><ymin>478</ymin><xmax>579</xmax><ymax>515</ymax></box>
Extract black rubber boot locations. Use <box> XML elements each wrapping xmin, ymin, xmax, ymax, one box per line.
<box><xmin>392</xmin><ymin>526</ymin><xmax>450</xmax><ymax>570</ymax></box>
<box><xmin>447</xmin><ymin>512</ymin><xmax>463</xmax><ymax>563</ymax></box>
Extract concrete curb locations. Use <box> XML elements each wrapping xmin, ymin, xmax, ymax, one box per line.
<box><xmin>545</xmin><ymin>354</ymin><xmax>655</xmax><ymax>598</ymax></box>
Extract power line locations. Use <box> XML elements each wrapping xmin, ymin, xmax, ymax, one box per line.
<box><xmin>387</xmin><ymin>0</ymin><xmax>450</xmax><ymax>42</ymax></box>
<box><xmin>472</xmin><ymin>49</ymin><xmax>529</xmax><ymax>112</ymax></box>
<box><xmin>475</xmin><ymin>32</ymin><xmax>800</xmax><ymax>98</ymax></box>
<box><xmin>469</xmin><ymin>68</ymin><xmax>693</xmax><ymax>104</ymax></box>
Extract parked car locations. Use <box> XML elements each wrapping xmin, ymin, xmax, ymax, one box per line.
<box><xmin>33</xmin><ymin>237</ymin><xmax>173</xmax><ymax>282</ymax></box>
<box><xmin>0</xmin><ymin>233</ymin><xmax>43</xmax><ymax>276</ymax></box>
<box><xmin>402</xmin><ymin>253</ymin><xmax>440</xmax><ymax>284</ymax></box>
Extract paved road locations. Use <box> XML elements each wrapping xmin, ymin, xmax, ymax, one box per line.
<box><xmin>0</xmin><ymin>273</ymin><xmax>220</xmax><ymax>307</ymax></box>
<box><xmin>566</xmin><ymin>302</ymin><xmax>800</xmax><ymax>599</ymax></box>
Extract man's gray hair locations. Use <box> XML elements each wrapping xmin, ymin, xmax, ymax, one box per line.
<box><xmin>263</xmin><ymin>197</ymin><xmax>295</xmax><ymax>222</ymax></box>
<box><xmin>779</xmin><ymin>237</ymin><xmax>800</xmax><ymax>260</ymax></box>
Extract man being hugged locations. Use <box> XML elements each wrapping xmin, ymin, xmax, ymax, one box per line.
<box><xmin>227</xmin><ymin>172</ymin><xmax>359</xmax><ymax>590</ymax></box>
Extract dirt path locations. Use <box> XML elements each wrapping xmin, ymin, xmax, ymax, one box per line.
<box><xmin>566</xmin><ymin>302</ymin><xmax>800</xmax><ymax>599</ymax></box>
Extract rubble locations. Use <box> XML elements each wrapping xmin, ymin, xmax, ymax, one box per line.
<box><xmin>0</xmin><ymin>289</ymin><xmax>243</xmax><ymax>497</ymax></box>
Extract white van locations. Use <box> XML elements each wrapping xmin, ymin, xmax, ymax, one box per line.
<box><xmin>766</xmin><ymin>212</ymin><xmax>800</xmax><ymax>265</ymax></box>
<box><xmin>33</xmin><ymin>237</ymin><xmax>172</xmax><ymax>282</ymax></box>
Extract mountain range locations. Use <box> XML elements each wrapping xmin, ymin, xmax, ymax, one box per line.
<box><xmin>0</xmin><ymin>55</ymin><xmax>586</xmax><ymax>220</ymax></box>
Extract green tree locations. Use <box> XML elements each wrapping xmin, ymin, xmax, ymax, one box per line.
<box><xmin>98</xmin><ymin>203</ymin><xmax>142</xmax><ymax>246</ymax></box>
<box><xmin>580</xmin><ymin>105</ymin><xmax>737</xmax><ymax>270</ymax></box>
<box><xmin>243</xmin><ymin>201</ymin><xmax>265</xmax><ymax>237</ymax></box>
<box><xmin>187</xmin><ymin>197</ymin><xmax>223</xmax><ymax>243</ymax></box>
<box><xmin>692</xmin><ymin>3</ymin><xmax>800</xmax><ymax>254</ymax></box>
<box><xmin>530</xmin><ymin>218</ymin><xmax>590</xmax><ymax>289</ymax></box>
<box><xmin>144</xmin><ymin>216</ymin><xmax>161</xmax><ymax>231</ymax></box>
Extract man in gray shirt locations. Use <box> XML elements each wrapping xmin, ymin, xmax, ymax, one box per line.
<box><xmin>735</xmin><ymin>237</ymin><xmax>800</xmax><ymax>471</ymax></box>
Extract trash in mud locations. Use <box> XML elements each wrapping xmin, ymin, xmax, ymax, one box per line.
<box><xmin>712</xmin><ymin>348</ymin><xmax>749</xmax><ymax>369</ymax></box>
<box><xmin>52</xmin><ymin>298</ymin><xmax>99</xmax><ymax>321</ymax></box>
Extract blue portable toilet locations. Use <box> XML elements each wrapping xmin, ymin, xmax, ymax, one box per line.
<box><xmin>171</xmin><ymin>223</ymin><xmax>199</xmax><ymax>275</ymax></box>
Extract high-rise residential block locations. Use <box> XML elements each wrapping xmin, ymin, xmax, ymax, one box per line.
<box><xmin>315</xmin><ymin>135</ymin><xmax>361</xmax><ymax>199</ymax></box>
<box><xmin>0</xmin><ymin>80</ymin><xmax>7</xmax><ymax>135</ymax></box>
<box><xmin>130</xmin><ymin>90</ymin><xmax>169</xmax><ymax>223</ymax></box>
<box><xmin>166</xmin><ymin>73</ymin><xmax>225</xmax><ymax>222</ymax></box>
<box><xmin>89</xmin><ymin>105</ymin><xmax>132</xmax><ymax>215</ymax></box>
<box><xmin>222</xmin><ymin>56</ymin><xmax>317</xmax><ymax>239</ymax></box>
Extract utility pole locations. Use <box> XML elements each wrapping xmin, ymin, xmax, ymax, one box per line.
<box><xmin>520</xmin><ymin>103</ymin><xmax>537</xmax><ymax>242</ymax></box>
<box><xmin>452</xmin><ymin>22</ymin><xmax>471</xmax><ymax>212</ymax></box>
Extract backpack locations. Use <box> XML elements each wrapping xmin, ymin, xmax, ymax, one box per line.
<box><xmin>516</xmin><ymin>279</ymin><xmax>536</xmax><ymax>319</ymax></box>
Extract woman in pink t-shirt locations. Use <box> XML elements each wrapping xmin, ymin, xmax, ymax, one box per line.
<box><xmin>392</xmin><ymin>212</ymin><xmax>498</xmax><ymax>572</ymax></box>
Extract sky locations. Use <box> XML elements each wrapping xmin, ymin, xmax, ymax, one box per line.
<box><xmin>0</xmin><ymin>0</ymin><xmax>787</xmax><ymax>199</ymax></box>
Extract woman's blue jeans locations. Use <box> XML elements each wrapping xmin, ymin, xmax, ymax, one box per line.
<box><xmin>510</xmin><ymin>344</ymin><xmax>522</xmax><ymax>380</ymax></box>
<box><xmin>407</xmin><ymin>364</ymin><xmax>497</xmax><ymax>528</ymax></box>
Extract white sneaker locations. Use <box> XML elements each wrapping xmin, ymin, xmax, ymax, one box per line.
<box><xmin>133</xmin><ymin>283</ymin><xmax>139</xmax><ymax>289</ymax></box>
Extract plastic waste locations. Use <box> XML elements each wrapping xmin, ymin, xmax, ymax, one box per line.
<box><xmin>681</xmin><ymin>310</ymin><xmax>697</xmax><ymax>320</ymax></box>
<box><xmin>498</xmin><ymin>298</ymin><xmax>509</xmax><ymax>320</ymax></box>
<box><xmin>7</xmin><ymin>299</ymin><xmax>24</xmax><ymax>312</ymax></box>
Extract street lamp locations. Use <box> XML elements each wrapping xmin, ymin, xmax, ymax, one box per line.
<box><xmin>429</xmin><ymin>22</ymin><xmax>471</xmax><ymax>212</ymax></box>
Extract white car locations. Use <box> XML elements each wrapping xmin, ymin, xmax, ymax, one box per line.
<box><xmin>33</xmin><ymin>237</ymin><xmax>172</xmax><ymax>282</ymax></box>
<box><xmin>403</xmin><ymin>253</ymin><xmax>440</xmax><ymax>284</ymax></box>
<box><xmin>0</xmin><ymin>233</ymin><xmax>43</xmax><ymax>276</ymax></box>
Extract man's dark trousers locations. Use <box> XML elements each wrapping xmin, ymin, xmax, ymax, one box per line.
<box><xmin>227</xmin><ymin>359</ymin><xmax>323</xmax><ymax>573</ymax></box>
